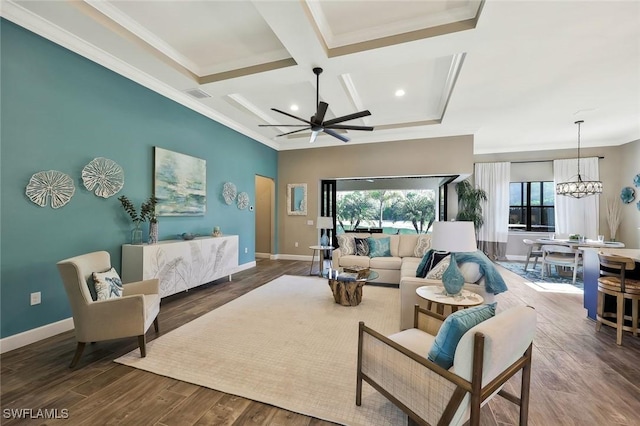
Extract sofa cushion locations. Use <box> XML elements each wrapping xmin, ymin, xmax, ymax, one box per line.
<box><xmin>370</xmin><ymin>256</ymin><xmax>402</xmax><ymax>270</ymax></box>
<box><xmin>414</xmin><ymin>234</ymin><xmax>432</xmax><ymax>258</ymax></box>
<box><xmin>388</xmin><ymin>328</ymin><xmax>437</xmax><ymax>356</ymax></box>
<box><xmin>339</xmin><ymin>255</ymin><xmax>370</xmax><ymax>268</ymax></box>
<box><xmin>92</xmin><ymin>267</ymin><xmax>123</xmax><ymax>301</ymax></box>
<box><xmin>459</xmin><ymin>262</ymin><xmax>483</xmax><ymax>283</ymax></box>
<box><xmin>426</xmin><ymin>255</ymin><xmax>451</xmax><ymax>280</ymax></box>
<box><xmin>354</xmin><ymin>237</ymin><xmax>370</xmax><ymax>256</ymax></box>
<box><xmin>398</xmin><ymin>234</ymin><xmax>419</xmax><ymax>258</ymax></box>
<box><xmin>336</xmin><ymin>234</ymin><xmax>356</xmax><ymax>256</ymax></box>
<box><xmin>427</xmin><ymin>303</ymin><xmax>497</xmax><ymax>369</ymax></box>
<box><xmin>368</xmin><ymin>236</ymin><xmax>391</xmax><ymax>257</ymax></box>
<box><xmin>416</xmin><ymin>250</ymin><xmax>449</xmax><ymax>278</ymax></box>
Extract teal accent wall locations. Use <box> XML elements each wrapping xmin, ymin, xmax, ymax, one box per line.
<box><xmin>0</xmin><ymin>19</ymin><xmax>278</xmax><ymax>338</ymax></box>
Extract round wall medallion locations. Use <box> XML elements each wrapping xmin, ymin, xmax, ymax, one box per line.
<box><xmin>222</xmin><ymin>182</ymin><xmax>237</xmax><ymax>205</ymax></box>
<box><xmin>237</xmin><ymin>192</ymin><xmax>249</xmax><ymax>210</ymax></box>
<box><xmin>620</xmin><ymin>186</ymin><xmax>635</xmax><ymax>204</ymax></box>
<box><xmin>82</xmin><ymin>157</ymin><xmax>124</xmax><ymax>198</ymax></box>
<box><xmin>634</xmin><ymin>173</ymin><xmax>640</xmax><ymax>188</ymax></box>
<box><xmin>26</xmin><ymin>170</ymin><xmax>75</xmax><ymax>208</ymax></box>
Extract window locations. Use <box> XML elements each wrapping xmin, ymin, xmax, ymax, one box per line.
<box><xmin>509</xmin><ymin>182</ymin><xmax>555</xmax><ymax>232</ymax></box>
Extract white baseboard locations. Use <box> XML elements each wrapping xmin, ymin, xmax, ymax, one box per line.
<box><xmin>0</xmin><ymin>317</ymin><xmax>74</xmax><ymax>354</ymax></box>
<box><xmin>0</xmin><ymin>261</ymin><xmax>258</xmax><ymax>354</ymax></box>
<box><xmin>273</xmin><ymin>254</ymin><xmax>313</xmax><ymax>261</ymax></box>
<box><xmin>505</xmin><ymin>255</ymin><xmax>527</xmax><ymax>261</ymax></box>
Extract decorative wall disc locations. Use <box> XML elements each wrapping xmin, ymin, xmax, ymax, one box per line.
<box><xmin>222</xmin><ymin>182</ymin><xmax>237</xmax><ymax>205</ymax></box>
<box><xmin>237</xmin><ymin>192</ymin><xmax>249</xmax><ymax>210</ymax></box>
<box><xmin>82</xmin><ymin>157</ymin><xmax>124</xmax><ymax>198</ymax></box>
<box><xmin>26</xmin><ymin>170</ymin><xmax>75</xmax><ymax>208</ymax></box>
<box><xmin>620</xmin><ymin>186</ymin><xmax>635</xmax><ymax>204</ymax></box>
<box><xmin>634</xmin><ymin>173</ymin><xmax>640</xmax><ymax>188</ymax></box>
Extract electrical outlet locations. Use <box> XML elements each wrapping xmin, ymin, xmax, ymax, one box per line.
<box><xmin>307</xmin><ymin>220</ymin><xmax>314</xmax><ymax>226</ymax></box>
<box><xmin>295</xmin><ymin>242</ymin><xmax>299</xmax><ymax>247</ymax></box>
<box><xmin>30</xmin><ymin>292</ymin><xmax>41</xmax><ymax>306</ymax></box>
<box><xmin>244</xmin><ymin>247</ymin><xmax>248</xmax><ymax>254</ymax></box>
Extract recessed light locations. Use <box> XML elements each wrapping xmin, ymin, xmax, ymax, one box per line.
<box><xmin>290</xmin><ymin>104</ymin><xmax>299</xmax><ymax>111</ymax></box>
<box><xmin>395</xmin><ymin>89</ymin><xmax>405</xmax><ymax>97</ymax></box>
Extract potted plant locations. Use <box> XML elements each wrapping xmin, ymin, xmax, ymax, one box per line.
<box><xmin>118</xmin><ymin>195</ymin><xmax>158</xmax><ymax>244</ymax></box>
<box><xmin>455</xmin><ymin>179</ymin><xmax>487</xmax><ymax>237</ymax></box>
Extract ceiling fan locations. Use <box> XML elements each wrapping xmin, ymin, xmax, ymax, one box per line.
<box><xmin>259</xmin><ymin>67</ymin><xmax>374</xmax><ymax>143</ymax></box>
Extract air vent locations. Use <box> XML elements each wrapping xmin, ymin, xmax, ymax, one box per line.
<box><xmin>185</xmin><ymin>88</ymin><xmax>211</xmax><ymax>99</ymax></box>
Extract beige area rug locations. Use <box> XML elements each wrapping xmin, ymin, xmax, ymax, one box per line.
<box><xmin>115</xmin><ymin>275</ymin><xmax>406</xmax><ymax>426</ymax></box>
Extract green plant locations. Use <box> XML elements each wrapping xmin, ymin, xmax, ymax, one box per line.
<box><xmin>118</xmin><ymin>195</ymin><xmax>158</xmax><ymax>224</ymax></box>
<box><xmin>455</xmin><ymin>180</ymin><xmax>487</xmax><ymax>231</ymax></box>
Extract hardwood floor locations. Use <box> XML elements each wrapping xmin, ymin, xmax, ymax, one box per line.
<box><xmin>1</xmin><ymin>259</ymin><xmax>639</xmax><ymax>425</ymax></box>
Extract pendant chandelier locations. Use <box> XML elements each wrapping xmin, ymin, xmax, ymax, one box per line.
<box><xmin>556</xmin><ymin>120</ymin><xmax>603</xmax><ymax>198</ymax></box>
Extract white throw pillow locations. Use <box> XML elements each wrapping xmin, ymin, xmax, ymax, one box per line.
<box><xmin>414</xmin><ymin>234</ymin><xmax>432</xmax><ymax>258</ymax></box>
<box><xmin>426</xmin><ymin>255</ymin><xmax>451</xmax><ymax>280</ymax></box>
<box><xmin>92</xmin><ymin>267</ymin><xmax>123</xmax><ymax>301</ymax></box>
<box><xmin>459</xmin><ymin>262</ymin><xmax>483</xmax><ymax>283</ymax></box>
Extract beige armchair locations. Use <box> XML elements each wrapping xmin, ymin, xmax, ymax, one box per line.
<box><xmin>357</xmin><ymin>305</ymin><xmax>536</xmax><ymax>426</ymax></box>
<box><xmin>57</xmin><ymin>251</ymin><xmax>160</xmax><ymax>368</ymax></box>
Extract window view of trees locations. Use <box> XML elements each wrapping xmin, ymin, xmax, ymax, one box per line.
<box><xmin>509</xmin><ymin>181</ymin><xmax>555</xmax><ymax>232</ymax></box>
<box><xmin>336</xmin><ymin>190</ymin><xmax>436</xmax><ymax>234</ymax></box>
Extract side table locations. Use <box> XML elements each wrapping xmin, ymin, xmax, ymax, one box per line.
<box><xmin>309</xmin><ymin>245</ymin><xmax>334</xmax><ymax>276</ymax></box>
<box><xmin>416</xmin><ymin>286</ymin><xmax>484</xmax><ymax>316</ymax></box>
<box><xmin>324</xmin><ymin>269</ymin><xmax>380</xmax><ymax>306</ymax></box>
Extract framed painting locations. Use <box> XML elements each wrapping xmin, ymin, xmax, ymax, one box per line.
<box><xmin>154</xmin><ymin>147</ymin><xmax>206</xmax><ymax>216</ymax></box>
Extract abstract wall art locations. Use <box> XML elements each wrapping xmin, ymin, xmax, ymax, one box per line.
<box><xmin>154</xmin><ymin>147</ymin><xmax>206</xmax><ymax>216</ymax></box>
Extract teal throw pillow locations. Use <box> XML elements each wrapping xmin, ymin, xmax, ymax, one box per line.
<box><xmin>367</xmin><ymin>237</ymin><xmax>391</xmax><ymax>257</ymax></box>
<box><xmin>427</xmin><ymin>303</ymin><xmax>497</xmax><ymax>369</ymax></box>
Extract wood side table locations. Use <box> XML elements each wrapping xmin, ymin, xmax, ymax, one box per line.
<box><xmin>416</xmin><ymin>286</ymin><xmax>484</xmax><ymax>316</ymax></box>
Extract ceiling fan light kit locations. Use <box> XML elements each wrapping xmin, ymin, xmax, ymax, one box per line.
<box><xmin>556</xmin><ymin>120</ymin><xmax>603</xmax><ymax>198</ymax></box>
<box><xmin>259</xmin><ymin>67</ymin><xmax>374</xmax><ymax>143</ymax></box>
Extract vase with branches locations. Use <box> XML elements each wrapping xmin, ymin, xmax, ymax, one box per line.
<box><xmin>118</xmin><ymin>195</ymin><xmax>158</xmax><ymax>244</ymax></box>
<box><xmin>605</xmin><ymin>196</ymin><xmax>622</xmax><ymax>241</ymax></box>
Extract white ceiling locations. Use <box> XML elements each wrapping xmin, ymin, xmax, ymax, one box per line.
<box><xmin>3</xmin><ymin>0</ymin><xmax>639</xmax><ymax>154</ymax></box>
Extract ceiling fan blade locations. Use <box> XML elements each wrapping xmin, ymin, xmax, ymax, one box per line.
<box><xmin>271</xmin><ymin>108</ymin><xmax>313</xmax><ymax>125</ymax></box>
<box><xmin>309</xmin><ymin>131</ymin><xmax>319</xmax><ymax>143</ymax></box>
<box><xmin>323</xmin><ymin>128</ymin><xmax>350</xmax><ymax>143</ymax></box>
<box><xmin>315</xmin><ymin>102</ymin><xmax>328</xmax><ymax>124</ymax></box>
<box><xmin>276</xmin><ymin>127</ymin><xmax>311</xmax><ymax>137</ymax></box>
<box><xmin>324</xmin><ymin>124</ymin><xmax>374</xmax><ymax>131</ymax></box>
<box><xmin>259</xmin><ymin>124</ymin><xmax>309</xmax><ymax>127</ymax></box>
<box><xmin>323</xmin><ymin>110</ymin><xmax>371</xmax><ymax>126</ymax></box>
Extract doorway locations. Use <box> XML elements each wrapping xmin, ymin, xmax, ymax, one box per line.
<box><xmin>255</xmin><ymin>175</ymin><xmax>275</xmax><ymax>258</ymax></box>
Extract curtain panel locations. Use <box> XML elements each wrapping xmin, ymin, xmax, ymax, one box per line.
<box><xmin>553</xmin><ymin>157</ymin><xmax>600</xmax><ymax>238</ymax></box>
<box><xmin>475</xmin><ymin>162</ymin><xmax>510</xmax><ymax>260</ymax></box>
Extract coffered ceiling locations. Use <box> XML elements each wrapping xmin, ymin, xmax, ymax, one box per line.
<box><xmin>2</xmin><ymin>1</ymin><xmax>639</xmax><ymax>153</ymax></box>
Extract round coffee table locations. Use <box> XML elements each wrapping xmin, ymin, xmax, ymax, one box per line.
<box><xmin>323</xmin><ymin>269</ymin><xmax>379</xmax><ymax>306</ymax></box>
<box><xmin>416</xmin><ymin>285</ymin><xmax>484</xmax><ymax>316</ymax></box>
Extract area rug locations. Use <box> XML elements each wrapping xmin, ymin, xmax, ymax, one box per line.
<box><xmin>115</xmin><ymin>275</ymin><xmax>405</xmax><ymax>426</ymax></box>
<box><xmin>496</xmin><ymin>261</ymin><xmax>584</xmax><ymax>293</ymax></box>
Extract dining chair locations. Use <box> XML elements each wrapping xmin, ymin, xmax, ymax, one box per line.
<box><xmin>522</xmin><ymin>239</ymin><xmax>542</xmax><ymax>271</ymax></box>
<box><xmin>541</xmin><ymin>245</ymin><xmax>581</xmax><ymax>285</ymax></box>
<box><xmin>596</xmin><ymin>253</ymin><xmax>640</xmax><ymax>345</ymax></box>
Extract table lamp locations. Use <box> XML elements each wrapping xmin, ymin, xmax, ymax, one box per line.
<box><xmin>317</xmin><ymin>216</ymin><xmax>334</xmax><ymax>246</ymax></box>
<box><xmin>431</xmin><ymin>221</ymin><xmax>478</xmax><ymax>295</ymax></box>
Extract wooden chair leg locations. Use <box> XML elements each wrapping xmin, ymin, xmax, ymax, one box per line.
<box><xmin>632</xmin><ymin>298</ymin><xmax>639</xmax><ymax>337</ymax></box>
<box><xmin>616</xmin><ymin>293</ymin><xmax>624</xmax><ymax>345</ymax></box>
<box><xmin>69</xmin><ymin>342</ymin><xmax>86</xmax><ymax>368</ymax></box>
<box><xmin>519</xmin><ymin>344</ymin><xmax>533</xmax><ymax>426</ymax></box>
<box><xmin>138</xmin><ymin>335</ymin><xmax>146</xmax><ymax>357</ymax></box>
<box><xmin>154</xmin><ymin>316</ymin><xmax>159</xmax><ymax>333</ymax></box>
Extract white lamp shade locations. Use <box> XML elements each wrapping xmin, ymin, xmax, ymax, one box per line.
<box><xmin>431</xmin><ymin>221</ymin><xmax>477</xmax><ymax>253</ymax></box>
<box><xmin>316</xmin><ymin>216</ymin><xmax>334</xmax><ymax>229</ymax></box>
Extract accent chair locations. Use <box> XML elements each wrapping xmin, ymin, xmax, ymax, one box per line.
<box><xmin>57</xmin><ymin>251</ymin><xmax>160</xmax><ymax>368</ymax></box>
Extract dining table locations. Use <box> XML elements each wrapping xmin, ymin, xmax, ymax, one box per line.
<box><xmin>535</xmin><ymin>238</ymin><xmax>625</xmax><ymax>249</ymax></box>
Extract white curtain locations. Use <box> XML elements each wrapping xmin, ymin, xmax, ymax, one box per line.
<box><xmin>553</xmin><ymin>157</ymin><xmax>600</xmax><ymax>238</ymax></box>
<box><xmin>475</xmin><ymin>162</ymin><xmax>510</xmax><ymax>260</ymax></box>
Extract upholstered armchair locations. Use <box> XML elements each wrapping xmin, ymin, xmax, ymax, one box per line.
<box><xmin>57</xmin><ymin>251</ymin><xmax>160</xmax><ymax>368</ymax></box>
<box><xmin>357</xmin><ymin>305</ymin><xmax>536</xmax><ymax>426</ymax></box>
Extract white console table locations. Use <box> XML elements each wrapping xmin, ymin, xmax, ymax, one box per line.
<box><xmin>122</xmin><ymin>235</ymin><xmax>239</xmax><ymax>298</ymax></box>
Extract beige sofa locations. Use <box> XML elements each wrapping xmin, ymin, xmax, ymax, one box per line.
<box><xmin>332</xmin><ymin>232</ymin><xmax>496</xmax><ymax>330</ymax></box>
